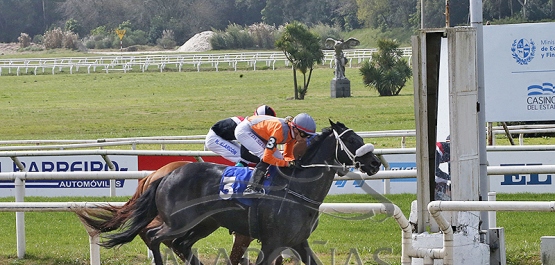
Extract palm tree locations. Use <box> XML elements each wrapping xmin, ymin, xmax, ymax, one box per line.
<box><xmin>360</xmin><ymin>38</ymin><xmax>412</xmax><ymax>96</ymax></box>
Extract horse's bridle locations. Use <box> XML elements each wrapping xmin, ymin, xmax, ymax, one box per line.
<box><xmin>280</xmin><ymin>128</ymin><xmax>370</xmax><ymax>206</ymax></box>
<box><xmin>333</xmin><ymin>128</ymin><xmax>359</xmax><ymax>168</ymax></box>
<box><xmin>300</xmin><ymin>128</ymin><xmax>361</xmax><ymax>170</ymax></box>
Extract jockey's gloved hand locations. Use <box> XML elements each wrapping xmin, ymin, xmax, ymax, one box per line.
<box><xmin>288</xmin><ymin>160</ymin><xmax>298</xmax><ymax>168</ymax></box>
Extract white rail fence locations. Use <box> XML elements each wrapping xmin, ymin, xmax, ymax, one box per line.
<box><xmin>1</xmin><ymin>126</ymin><xmax>554</xmax><ymax>197</ymax></box>
<box><xmin>1</xmin><ymin>124</ymin><xmax>553</xmax><ymax>151</ymax></box>
<box><xmin>0</xmin><ymin>48</ymin><xmax>413</xmax><ymax>76</ymax></box>
<box><xmin>1</xmin><ymin>127</ymin><xmax>554</xmax><ymax>263</ymax></box>
<box><xmin>0</xmin><ymin>156</ymin><xmax>554</xmax><ymax>264</ymax></box>
<box><xmin>2</xmin><ymin>198</ymin><xmax>555</xmax><ymax>264</ymax></box>
<box><xmin>424</xmin><ymin>200</ymin><xmax>555</xmax><ymax>265</ymax></box>
<box><xmin>0</xmin><ymin>164</ymin><xmax>405</xmax><ymax>264</ymax></box>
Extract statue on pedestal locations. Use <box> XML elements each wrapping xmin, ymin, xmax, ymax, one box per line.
<box><xmin>325</xmin><ymin>37</ymin><xmax>360</xmax><ymax>80</ymax></box>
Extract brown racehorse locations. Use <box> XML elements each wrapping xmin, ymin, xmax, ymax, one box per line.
<box><xmin>76</xmin><ymin>161</ymin><xmax>253</xmax><ymax>264</ymax></box>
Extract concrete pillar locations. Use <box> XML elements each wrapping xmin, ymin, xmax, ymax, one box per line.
<box><xmin>541</xmin><ymin>236</ymin><xmax>555</xmax><ymax>265</ymax></box>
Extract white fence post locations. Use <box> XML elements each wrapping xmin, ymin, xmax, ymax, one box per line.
<box><xmin>15</xmin><ymin>176</ymin><xmax>26</xmax><ymax>259</ymax></box>
<box><xmin>488</xmin><ymin>191</ymin><xmax>497</xmax><ymax>228</ymax></box>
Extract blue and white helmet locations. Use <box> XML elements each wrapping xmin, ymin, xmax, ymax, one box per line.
<box><xmin>291</xmin><ymin>113</ymin><xmax>316</xmax><ymax>135</ymax></box>
<box><xmin>254</xmin><ymin>105</ymin><xmax>277</xmax><ymax>117</ymax></box>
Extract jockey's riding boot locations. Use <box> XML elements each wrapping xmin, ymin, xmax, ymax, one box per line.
<box><xmin>235</xmin><ymin>161</ymin><xmax>247</xmax><ymax>167</ymax></box>
<box><xmin>244</xmin><ymin>162</ymin><xmax>269</xmax><ymax>195</ymax></box>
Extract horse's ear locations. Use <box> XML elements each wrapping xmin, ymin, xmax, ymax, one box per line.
<box><xmin>329</xmin><ymin>119</ymin><xmax>336</xmax><ymax>127</ymax></box>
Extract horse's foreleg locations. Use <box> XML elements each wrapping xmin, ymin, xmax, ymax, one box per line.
<box><xmin>230</xmin><ymin>233</ymin><xmax>254</xmax><ymax>265</ymax></box>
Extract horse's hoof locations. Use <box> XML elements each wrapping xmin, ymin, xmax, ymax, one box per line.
<box><xmin>238</xmin><ymin>257</ymin><xmax>251</xmax><ymax>265</ymax></box>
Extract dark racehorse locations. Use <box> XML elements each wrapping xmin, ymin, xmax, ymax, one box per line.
<box><xmin>99</xmin><ymin>120</ymin><xmax>381</xmax><ymax>265</ymax></box>
<box><xmin>76</xmin><ymin>161</ymin><xmax>255</xmax><ymax>264</ymax></box>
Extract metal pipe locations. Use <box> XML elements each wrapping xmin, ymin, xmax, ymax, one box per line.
<box><xmin>0</xmin><ymin>202</ymin><xmax>125</xmax><ymax>211</ymax></box>
<box><xmin>3</xmin><ymin>127</ymin><xmax>555</xmax><ymax>148</ymax></box>
<box><xmin>3</xmin><ymin>145</ymin><xmax>555</xmax><ymax>159</ymax></box>
<box><xmin>0</xmin><ymin>150</ymin><xmax>219</xmax><ymax>157</ymax></box>
<box><xmin>89</xmin><ymin>234</ymin><xmax>100</xmax><ymax>265</ymax></box>
<box><xmin>378</xmin><ymin>155</ymin><xmax>391</xmax><ymax>194</ymax></box>
<box><xmin>488</xmin><ymin>192</ymin><xmax>496</xmax><ymax>228</ymax></box>
<box><xmin>0</xmin><ymin>202</ymin><xmax>411</xmax><ymax>264</ymax></box>
<box><xmin>487</xmin><ymin>145</ymin><xmax>555</xmax><ymax>151</ymax></box>
<box><xmin>373</xmin><ymin>148</ymin><xmax>416</xmax><ymax>155</ymax></box>
<box><xmin>0</xmin><ymin>171</ymin><xmax>151</xmax><ymax>181</ymax></box>
<box><xmin>1</xmin><ymin>163</ymin><xmax>553</xmax><ymax>183</ymax></box>
<box><xmin>501</xmin><ymin>122</ymin><xmax>515</xmax><ymax>145</ymax></box>
<box><xmin>428</xmin><ymin>200</ymin><xmax>555</xmax><ymax>264</ymax></box>
<box><xmin>429</xmin><ymin>201</ymin><xmax>555</xmax><ymax>212</ymax></box>
<box><xmin>486</xmin><ymin>165</ymin><xmax>555</xmax><ymax>174</ymax></box>
<box><xmin>319</xmin><ymin>203</ymin><xmax>413</xmax><ymax>265</ymax></box>
<box><xmin>11</xmin><ymin>156</ymin><xmax>25</xmax><ymax>171</ymax></box>
<box><xmin>101</xmin><ymin>155</ymin><xmax>117</xmax><ymax>197</ymax></box>
<box><xmin>470</xmin><ymin>0</ymin><xmax>489</xmax><ymax>236</ymax></box>
<box><xmin>15</xmin><ymin>177</ymin><xmax>25</xmax><ymax>259</ymax></box>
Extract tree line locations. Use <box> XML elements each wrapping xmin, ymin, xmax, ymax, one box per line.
<box><xmin>1</xmin><ymin>0</ymin><xmax>554</xmax><ymax>44</ymax></box>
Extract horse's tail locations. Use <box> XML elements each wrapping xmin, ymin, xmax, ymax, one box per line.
<box><xmin>76</xmin><ymin>179</ymin><xmax>150</xmax><ymax>232</ymax></box>
<box><xmin>75</xmin><ymin>203</ymin><xmax>129</xmax><ymax>232</ymax></box>
<box><xmin>99</xmin><ymin>177</ymin><xmax>164</xmax><ymax>249</ymax></box>
<box><xmin>75</xmin><ymin>161</ymin><xmax>189</xmax><ymax>232</ymax></box>
<box><xmin>74</xmin><ymin>172</ymin><xmax>160</xmax><ymax>232</ymax></box>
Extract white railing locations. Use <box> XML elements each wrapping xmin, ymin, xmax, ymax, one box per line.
<box><xmin>425</xmin><ymin>200</ymin><xmax>555</xmax><ymax>265</ymax></box>
<box><xmin>0</xmin><ymin>48</ymin><xmax>413</xmax><ymax>76</ymax></box>
<box><xmin>1</xmin><ymin>125</ymin><xmax>554</xmax><ymax>151</ymax></box>
<box><xmin>0</xmin><ymin>201</ymin><xmax>125</xmax><ymax>265</ymax></box>
<box><xmin>3</xmin><ymin>194</ymin><xmax>555</xmax><ymax>264</ymax></box>
<box><xmin>0</xmin><ymin>201</ymin><xmax>409</xmax><ymax>265</ymax></box>
<box><xmin>1</xmin><ymin>148</ymin><xmax>554</xmax><ymax>264</ymax></box>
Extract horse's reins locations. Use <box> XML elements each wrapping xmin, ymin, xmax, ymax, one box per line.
<box><xmin>282</xmin><ymin>128</ymin><xmax>358</xmax><ymax>206</ymax></box>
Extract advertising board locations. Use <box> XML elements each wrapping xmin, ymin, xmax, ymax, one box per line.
<box><xmin>0</xmin><ymin>155</ymin><xmax>138</xmax><ymax>197</ymax></box>
<box><xmin>484</xmin><ymin>22</ymin><xmax>555</xmax><ymax>122</ymax></box>
<box><xmin>1</xmin><ymin>152</ymin><xmax>553</xmax><ymax>197</ymax></box>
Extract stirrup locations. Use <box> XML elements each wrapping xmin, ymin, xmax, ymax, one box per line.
<box><xmin>243</xmin><ymin>185</ymin><xmax>264</xmax><ymax>195</ymax></box>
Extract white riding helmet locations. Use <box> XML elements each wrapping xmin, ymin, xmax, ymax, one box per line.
<box><xmin>254</xmin><ymin>105</ymin><xmax>277</xmax><ymax>117</ymax></box>
<box><xmin>291</xmin><ymin>113</ymin><xmax>316</xmax><ymax>135</ymax></box>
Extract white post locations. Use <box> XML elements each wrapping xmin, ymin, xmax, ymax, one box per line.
<box><xmin>89</xmin><ymin>235</ymin><xmax>101</xmax><ymax>265</ymax></box>
<box><xmin>470</xmin><ymin>0</ymin><xmax>490</xmax><ymax>233</ymax></box>
<box><xmin>488</xmin><ymin>191</ymin><xmax>497</xmax><ymax>228</ymax></box>
<box><xmin>101</xmin><ymin>155</ymin><xmax>117</xmax><ymax>197</ymax></box>
<box><xmin>379</xmin><ymin>155</ymin><xmax>391</xmax><ymax>194</ymax></box>
<box><xmin>79</xmin><ymin>214</ymin><xmax>105</xmax><ymax>265</ymax></box>
<box><xmin>383</xmin><ymin>179</ymin><xmax>390</xmax><ymax>195</ymax></box>
<box><xmin>15</xmin><ymin>176</ymin><xmax>25</xmax><ymax>259</ymax></box>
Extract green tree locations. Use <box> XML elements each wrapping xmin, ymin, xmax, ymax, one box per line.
<box><xmin>357</xmin><ymin>0</ymin><xmax>417</xmax><ymax>29</ymax></box>
<box><xmin>65</xmin><ymin>18</ymin><xmax>83</xmax><ymax>36</ymax></box>
<box><xmin>359</xmin><ymin>38</ymin><xmax>412</xmax><ymax>96</ymax></box>
<box><xmin>275</xmin><ymin>21</ymin><xmax>324</xmax><ymax>100</ymax></box>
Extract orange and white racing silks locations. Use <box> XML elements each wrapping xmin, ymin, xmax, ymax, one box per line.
<box><xmin>234</xmin><ymin>115</ymin><xmax>296</xmax><ymax>167</ymax></box>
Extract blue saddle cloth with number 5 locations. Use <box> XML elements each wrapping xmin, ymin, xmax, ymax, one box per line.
<box><xmin>218</xmin><ymin>166</ymin><xmax>275</xmax><ymax>206</ymax></box>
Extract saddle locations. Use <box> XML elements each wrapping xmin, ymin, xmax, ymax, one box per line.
<box><xmin>218</xmin><ymin>166</ymin><xmax>277</xmax><ymax>206</ymax></box>
<box><xmin>218</xmin><ymin>166</ymin><xmax>278</xmax><ymax>238</ymax></box>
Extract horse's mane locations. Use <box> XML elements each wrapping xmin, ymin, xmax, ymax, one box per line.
<box><xmin>297</xmin><ymin>125</ymin><xmax>334</xmax><ymax>164</ymax></box>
